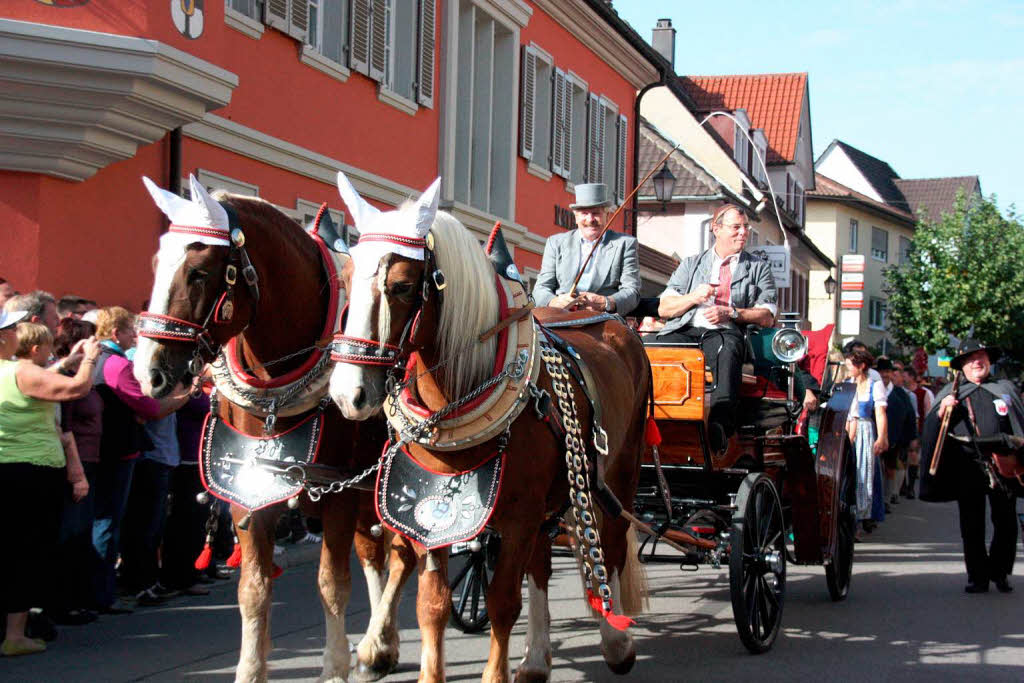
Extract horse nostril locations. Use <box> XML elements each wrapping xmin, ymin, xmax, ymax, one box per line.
<box><xmin>352</xmin><ymin>387</ymin><xmax>366</xmax><ymax>410</ymax></box>
<box><xmin>150</xmin><ymin>368</ymin><xmax>166</xmax><ymax>391</ymax></box>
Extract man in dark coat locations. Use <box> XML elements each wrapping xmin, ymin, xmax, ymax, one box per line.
<box><xmin>876</xmin><ymin>357</ymin><xmax>917</xmax><ymax>508</ymax></box>
<box><xmin>919</xmin><ymin>338</ymin><xmax>1020</xmax><ymax>594</ymax></box>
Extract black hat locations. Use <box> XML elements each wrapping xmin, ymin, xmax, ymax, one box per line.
<box><xmin>950</xmin><ymin>337</ymin><xmax>1002</xmax><ymax>370</ymax></box>
<box><xmin>875</xmin><ymin>357</ymin><xmax>895</xmax><ymax>371</ymax></box>
<box><xmin>842</xmin><ymin>339</ymin><xmax>866</xmax><ymax>355</ymax></box>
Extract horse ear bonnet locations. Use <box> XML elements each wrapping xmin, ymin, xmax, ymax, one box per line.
<box><xmin>309</xmin><ymin>203</ymin><xmax>350</xmax><ymax>254</ymax></box>
<box><xmin>484</xmin><ymin>222</ymin><xmax>523</xmax><ymax>285</ymax></box>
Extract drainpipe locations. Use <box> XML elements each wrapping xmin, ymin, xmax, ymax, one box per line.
<box><xmin>169</xmin><ymin>127</ymin><xmax>182</xmax><ymax>198</ymax></box>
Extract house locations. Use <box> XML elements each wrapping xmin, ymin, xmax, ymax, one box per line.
<box><xmin>0</xmin><ymin>1</ymin><xmax>671</xmax><ymax>307</ymax></box>
<box><xmin>807</xmin><ymin>139</ymin><xmax>982</xmax><ymax>349</ymax></box>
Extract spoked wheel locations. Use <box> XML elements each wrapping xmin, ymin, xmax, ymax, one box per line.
<box><xmin>826</xmin><ymin>445</ymin><xmax>856</xmax><ymax>601</ymax></box>
<box><xmin>448</xmin><ymin>531</ymin><xmax>498</xmax><ymax>633</ymax></box>
<box><xmin>729</xmin><ymin>473</ymin><xmax>786</xmax><ymax>654</ymax></box>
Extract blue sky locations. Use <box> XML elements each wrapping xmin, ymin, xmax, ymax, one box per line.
<box><xmin>615</xmin><ymin>1</ymin><xmax>1024</xmax><ymax>215</ymax></box>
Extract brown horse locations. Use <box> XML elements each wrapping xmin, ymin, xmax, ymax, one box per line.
<box><xmin>328</xmin><ymin>173</ymin><xmax>650</xmax><ymax>682</ymax></box>
<box><xmin>133</xmin><ymin>176</ymin><xmax>414</xmax><ymax>682</ymax></box>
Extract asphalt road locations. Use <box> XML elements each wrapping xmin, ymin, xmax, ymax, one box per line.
<box><xmin>4</xmin><ymin>497</ymin><xmax>1023</xmax><ymax>682</ymax></box>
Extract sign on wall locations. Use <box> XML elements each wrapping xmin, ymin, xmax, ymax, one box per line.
<box><xmin>172</xmin><ymin>0</ymin><xmax>205</xmax><ymax>40</ymax></box>
<box><xmin>750</xmin><ymin>245</ymin><xmax>790</xmax><ymax>288</ymax></box>
<box><xmin>839</xmin><ymin>308</ymin><xmax>861</xmax><ymax>336</ymax></box>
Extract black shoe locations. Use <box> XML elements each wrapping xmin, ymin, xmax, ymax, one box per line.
<box><xmin>151</xmin><ymin>583</ymin><xmax>180</xmax><ymax>600</ymax></box>
<box><xmin>52</xmin><ymin>609</ymin><xmax>98</xmax><ymax>626</ymax></box>
<box><xmin>965</xmin><ymin>582</ymin><xmax>990</xmax><ymax>594</ymax></box>
<box><xmin>25</xmin><ymin>610</ymin><xmax>57</xmax><ymax>642</ymax></box>
<box><xmin>98</xmin><ymin>599</ymin><xmax>134</xmax><ymax>615</ymax></box>
<box><xmin>994</xmin><ymin>579</ymin><xmax>1013</xmax><ymax>593</ymax></box>
<box><xmin>134</xmin><ymin>587</ymin><xmax>169</xmax><ymax>607</ymax></box>
<box><xmin>906</xmin><ymin>490</ymin><xmax>916</xmax><ymax>500</ymax></box>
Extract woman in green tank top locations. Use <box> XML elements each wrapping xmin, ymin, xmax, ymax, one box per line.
<box><xmin>0</xmin><ymin>311</ymin><xmax>100</xmax><ymax>657</ymax></box>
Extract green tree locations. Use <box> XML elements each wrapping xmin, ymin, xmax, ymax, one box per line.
<box><xmin>885</xmin><ymin>193</ymin><xmax>1024</xmax><ymax>356</ymax></box>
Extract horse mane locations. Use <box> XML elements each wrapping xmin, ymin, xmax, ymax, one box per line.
<box><xmin>427</xmin><ymin>210</ymin><xmax>499</xmax><ymax>400</ymax></box>
<box><xmin>213</xmin><ymin>192</ymin><xmax>321</xmax><ymax>267</ymax></box>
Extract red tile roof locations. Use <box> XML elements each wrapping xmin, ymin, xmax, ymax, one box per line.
<box><xmin>678</xmin><ymin>73</ymin><xmax>808</xmax><ymax>165</ymax></box>
<box><xmin>892</xmin><ymin>176</ymin><xmax>982</xmax><ymax>223</ymax></box>
<box><xmin>638</xmin><ymin>243</ymin><xmax>679</xmax><ymax>276</ymax></box>
<box><xmin>809</xmin><ymin>173</ymin><xmax>916</xmax><ymax>226</ymax></box>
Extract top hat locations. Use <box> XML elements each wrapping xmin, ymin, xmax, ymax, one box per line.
<box><xmin>569</xmin><ymin>183</ymin><xmax>612</xmax><ymax>210</ymax></box>
<box><xmin>0</xmin><ymin>309</ymin><xmax>28</xmax><ymax>331</ymax></box>
<box><xmin>951</xmin><ymin>337</ymin><xmax>1002</xmax><ymax>370</ymax></box>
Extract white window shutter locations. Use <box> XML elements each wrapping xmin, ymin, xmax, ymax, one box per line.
<box><xmin>369</xmin><ymin>0</ymin><xmax>388</xmax><ymax>83</ymax></box>
<box><xmin>289</xmin><ymin>0</ymin><xmax>309</xmax><ymax>40</ymax></box>
<box><xmin>586</xmin><ymin>92</ymin><xmax>600</xmax><ymax>182</ymax></box>
<box><xmin>562</xmin><ymin>76</ymin><xmax>573</xmax><ymax>179</ymax></box>
<box><xmin>265</xmin><ymin>0</ymin><xmax>291</xmax><ymax>32</ymax></box>
<box><xmin>519</xmin><ymin>46</ymin><xmax>536</xmax><ymax>161</ymax></box>
<box><xmin>416</xmin><ymin>0</ymin><xmax>435</xmax><ymax>108</ymax></box>
<box><xmin>349</xmin><ymin>0</ymin><xmax>371</xmax><ymax>75</ymax></box>
<box><xmin>551</xmin><ymin>68</ymin><xmax>566</xmax><ymax>177</ymax></box>
<box><xmin>616</xmin><ymin>113</ymin><xmax>627</xmax><ymax>203</ymax></box>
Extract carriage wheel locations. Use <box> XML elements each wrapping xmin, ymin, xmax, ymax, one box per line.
<box><xmin>448</xmin><ymin>532</ymin><xmax>497</xmax><ymax>633</ymax></box>
<box><xmin>729</xmin><ymin>473</ymin><xmax>786</xmax><ymax>654</ymax></box>
<box><xmin>826</xmin><ymin>445</ymin><xmax>856</xmax><ymax>602</ymax></box>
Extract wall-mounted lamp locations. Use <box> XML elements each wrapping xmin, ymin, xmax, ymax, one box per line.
<box><xmin>824</xmin><ymin>272</ymin><xmax>837</xmax><ymax>299</ymax></box>
<box><xmin>651</xmin><ymin>163</ymin><xmax>676</xmax><ymax>210</ymax></box>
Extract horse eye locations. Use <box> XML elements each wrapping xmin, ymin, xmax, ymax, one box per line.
<box><xmin>187</xmin><ymin>268</ymin><xmax>209</xmax><ymax>285</ymax></box>
<box><xmin>389</xmin><ymin>282</ymin><xmax>414</xmax><ymax>298</ymax></box>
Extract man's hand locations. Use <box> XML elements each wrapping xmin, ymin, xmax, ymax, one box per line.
<box><xmin>575</xmin><ymin>292</ymin><xmax>608</xmax><ymax>312</ymax></box>
<box><xmin>939</xmin><ymin>394</ymin><xmax>957</xmax><ymax>417</ymax></box>
<box><xmin>702</xmin><ymin>305</ymin><xmax>733</xmax><ymax>326</ymax></box>
<box><xmin>549</xmin><ymin>293</ymin><xmax>577</xmax><ymax>309</ymax></box>
<box><xmin>803</xmin><ymin>391</ymin><xmax>819</xmax><ymax>413</ymax></box>
<box><xmin>70</xmin><ymin>475</ymin><xmax>89</xmax><ymax>503</ymax></box>
<box><xmin>692</xmin><ymin>283</ymin><xmax>715</xmax><ymax>303</ymax></box>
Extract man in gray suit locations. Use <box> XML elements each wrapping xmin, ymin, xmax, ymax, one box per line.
<box><xmin>533</xmin><ymin>183</ymin><xmax>640</xmax><ymax>316</ymax></box>
<box><xmin>653</xmin><ymin>204</ymin><xmax>778</xmax><ymax>436</ymax></box>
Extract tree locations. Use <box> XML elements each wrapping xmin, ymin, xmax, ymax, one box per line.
<box><xmin>885</xmin><ymin>192</ymin><xmax>1024</xmax><ymax>356</ymax></box>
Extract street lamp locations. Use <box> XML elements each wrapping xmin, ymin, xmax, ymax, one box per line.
<box><xmin>824</xmin><ymin>272</ymin><xmax>837</xmax><ymax>299</ymax></box>
<box><xmin>651</xmin><ymin>163</ymin><xmax>676</xmax><ymax>209</ymax></box>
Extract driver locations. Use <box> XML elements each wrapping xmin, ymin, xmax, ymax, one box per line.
<box><xmin>649</xmin><ymin>204</ymin><xmax>778</xmax><ymax>441</ymax></box>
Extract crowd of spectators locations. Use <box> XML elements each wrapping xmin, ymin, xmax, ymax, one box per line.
<box><xmin>0</xmin><ymin>282</ymin><xmax>321</xmax><ymax>657</ymax></box>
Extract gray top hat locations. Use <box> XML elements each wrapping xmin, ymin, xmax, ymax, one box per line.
<box><xmin>569</xmin><ymin>183</ymin><xmax>612</xmax><ymax>210</ymax></box>
<box><xmin>0</xmin><ymin>309</ymin><xmax>28</xmax><ymax>331</ymax></box>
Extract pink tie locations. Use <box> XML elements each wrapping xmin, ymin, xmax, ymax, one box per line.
<box><xmin>715</xmin><ymin>257</ymin><xmax>732</xmax><ymax>306</ymax></box>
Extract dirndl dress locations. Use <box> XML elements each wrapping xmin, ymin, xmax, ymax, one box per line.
<box><xmin>852</xmin><ymin>382</ymin><xmax>877</xmax><ymax>521</ymax></box>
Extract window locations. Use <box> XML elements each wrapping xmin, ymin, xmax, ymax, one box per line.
<box><xmin>195</xmin><ymin>169</ymin><xmax>259</xmax><ymax>197</ymax></box>
<box><xmin>869</xmin><ymin>297</ymin><xmax>887</xmax><ymax>329</ymax></box>
<box><xmin>384</xmin><ymin>0</ymin><xmax>418</xmax><ymax>101</ymax></box>
<box><xmin>899</xmin><ymin>235</ymin><xmax>912</xmax><ymax>265</ymax></box>
<box><xmin>752</xmin><ymin>129</ymin><xmax>767</xmax><ymax>183</ymax></box>
<box><xmin>265</xmin><ymin>0</ymin><xmax>309</xmax><ymax>40</ymax></box>
<box><xmin>519</xmin><ymin>44</ymin><xmax>553</xmax><ymax>175</ymax></box>
<box><xmin>849</xmin><ymin>218</ymin><xmax>859</xmax><ymax>252</ymax></box>
<box><xmin>566</xmin><ymin>73</ymin><xmax>587</xmax><ymax>186</ymax></box>
<box><xmin>871</xmin><ymin>226</ymin><xmax>888</xmax><ymax>261</ymax></box>
<box><xmin>749</xmin><ymin>229</ymin><xmax>759</xmax><ymax>246</ymax></box>
<box><xmin>229</xmin><ymin>0</ymin><xmax>260</xmax><ymax>19</ymax></box>
<box><xmin>577</xmin><ymin>94</ymin><xmax>626</xmax><ymax>199</ymax></box>
<box><xmin>450</xmin><ymin>0</ymin><xmax>516</xmax><ymax>218</ymax></box>
<box><xmin>349</xmin><ymin>0</ymin><xmax>434</xmax><ymax>107</ymax></box>
<box><xmin>306</xmin><ymin>0</ymin><xmax>347</xmax><ymax>64</ymax></box>
<box><xmin>732</xmin><ymin>109</ymin><xmax>750</xmax><ymax>174</ymax></box>
<box><xmin>794</xmin><ymin>180</ymin><xmax>804</xmax><ymax>225</ymax></box>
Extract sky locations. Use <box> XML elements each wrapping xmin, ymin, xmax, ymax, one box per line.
<box><xmin>614</xmin><ymin>0</ymin><xmax>1024</xmax><ymax>215</ymax></box>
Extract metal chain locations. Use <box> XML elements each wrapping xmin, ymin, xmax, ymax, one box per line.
<box><xmin>212</xmin><ymin>345</ymin><xmax>333</xmax><ymax>416</ymax></box>
<box><xmin>539</xmin><ymin>340</ymin><xmax>613</xmax><ymax>612</ymax></box>
<box><xmin>303</xmin><ymin>440</ymin><xmax>402</xmax><ymax>502</ymax></box>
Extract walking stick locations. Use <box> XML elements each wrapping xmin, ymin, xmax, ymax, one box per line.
<box><xmin>567</xmin><ymin>144</ymin><xmax>680</xmax><ymax>298</ymax></box>
<box><xmin>929</xmin><ymin>370</ymin><xmax>963</xmax><ymax>475</ymax></box>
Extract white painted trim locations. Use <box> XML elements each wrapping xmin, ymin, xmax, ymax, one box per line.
<box><xmin>300</xmin><ymin>44</ymin><xmax>351</xmax><ymax>82</ymax></box>
<box><xmin>527</xmin><ymin>162</ymin><xmax>553</xmax><ymax>181</ymax></box>
<box><xmin>0</xmin><ymin>19</ymin><xmax>237</xmax><ymax>181</ymax></box>
<box><xmin>598</xmin><ymin>94</ymin><xmax>619</xmax><ymax>115</ymax></box>
<box><xmin>470</xmin><ymin>0</ymin><xmax>532</xmax><ymax>29</ymax></box>
<box><xmin>378</xmin><ymin>86</ymin><xmax>418</xmax><ymax>116</ymax></box>
<box><xmin>224</xmin><ymin>5</ymin><xmax>265</xmax><ymax>39</ymax></box>
<box><xmin>529</xmin><ymin>0</ymin><xmax>658</xmax><ymax>88</ymax></box>
<box><xmin>197</xmin><ymin>168</ymin><xmax>259</xmax><ymax>196</ymax></box>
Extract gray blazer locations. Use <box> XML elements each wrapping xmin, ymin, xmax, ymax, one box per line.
<box><xmin>533</xmin><ymin>229</ymin><xmax>641</xmax><ymax>315</ymax></box>
<box><xmin>657</xmin><ymin>248</ymin><xmax>777</xmax><ymax>337</ymax></box>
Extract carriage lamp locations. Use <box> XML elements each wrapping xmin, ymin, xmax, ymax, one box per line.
<box><xmin>652</xmin><ymin>163</ymin><xmax>676</xmax><ymax>209</ymax></box>
<box><xmin>824</xmin><ymin>273</ymin><xmax>837</xmax><ymax>299</ymax></box>
<box><xmin>771</xmin><ymin>327</ymin><xmax>808</xmax><ymax>364</ymax></box>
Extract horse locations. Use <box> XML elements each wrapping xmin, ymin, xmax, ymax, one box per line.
<box><xmin>328</xmin><ymin>172</ymin><xmax>651</xmax><ymax>682</ymax></box>
<box><xmin>132</xmin><ymin>175</ymin><xmax>415</xmax><ymax>682</ymax></box>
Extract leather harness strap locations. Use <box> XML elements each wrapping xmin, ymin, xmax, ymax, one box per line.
<box><xmin>478</xmin><ymin>303</ymin><xmax>535</xmax><ymax>343</ymax></box>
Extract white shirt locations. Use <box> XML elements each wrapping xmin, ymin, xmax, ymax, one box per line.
<box><xmin>575</xmin><ymin>233</ymin><xmax>602</xmax><ymax>294</ymax></box>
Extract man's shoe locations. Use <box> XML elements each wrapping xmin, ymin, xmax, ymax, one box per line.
<box><xmin>182</xmin><ymin>584</ymin><xmax>211</xmax><ymax>596</ymax></box>
<box><xmin>965</xmin><ymin>582</ymin><xmax>990</xmax><ymax>594</ymax></box>
<box><xmin>52</xmin><ymin>609</ymin><xmax>98</xmax><ymax>626</ymax></box>
<box><xmin>134</xmin><ymin>587</ymin><xmax>168</xmax><ymax>607</ymax></box>
<box><xmin>151</xmin><ymin>583</ymin><xmax>179</xmax><ymax>600</ymax></box>
<box><xmin>994</xmin><ymin>579</ymin><xmax>1013</xmax><ymax>593</ymax></box>
<box><xmin>25</xmin><ymin>610</ymin><xmax>57</xmax><ymax>642</ymax></box>
<box><xmin>99</xmin><ymin>599</ymin><xmax>134</xmax><ymax>615</ymax></box>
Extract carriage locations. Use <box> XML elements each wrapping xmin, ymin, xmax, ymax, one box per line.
<box><xmin>448</xmin><ymin>308</ymin><xmax>857</xmax><ymax>654</ymax></box>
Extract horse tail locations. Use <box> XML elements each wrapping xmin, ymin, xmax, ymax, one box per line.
<box><xmin>619</xmin><ymin>526</ymin><xmax>649</xmax><ymax>615</ymax></box>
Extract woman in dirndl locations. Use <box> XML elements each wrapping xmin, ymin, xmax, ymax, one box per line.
<box><xmin>845</xmin><ymin>349</ymin><xmax>888</xmax><ymax>540</ymax></box>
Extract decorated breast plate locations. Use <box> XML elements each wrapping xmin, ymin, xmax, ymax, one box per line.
<box><xmin>377</xmin><ymin>445</ymin><xmax>504</xmax><ymax>550</ymax></box>
<box><xmin>199</xmin><ymin>411</ymin><xmax>322</xmax><ymax>512</ymax></box>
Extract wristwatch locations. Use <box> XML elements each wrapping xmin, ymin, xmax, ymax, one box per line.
<box><xmin>604</xmin><ymin>297</ymin><xmax>613</xmax><ymax>312</ymax></box>
<box><xmin>729</xmin><ymin>306</ymin><xmax>739</xmax><ymax>320</ymax></box>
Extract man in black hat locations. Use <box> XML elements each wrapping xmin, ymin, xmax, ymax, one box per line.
<box><xmin>920</xmin><ymin>338</ymin><xmax>1020</xmax><ymax>594</ymax></box>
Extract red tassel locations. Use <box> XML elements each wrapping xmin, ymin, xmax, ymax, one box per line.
<box><xmin>586</xmin><ymin>590</ymin><xmax>635</xmax><ymax>631</ymax></box>
<box><xmin>226</xmin><ymin>542</ymin><xmax>242</xmax><ymax>568</ymax></box>
<box><xmin>271</xmin><ymin>564</ymin><xmax>284</xmax><ymax>579</ymax></box>
<box><xmin>485</xmin><ymin>221</ymin><xmax>502</xmax><ymax>254</ymax></box>
<box><xmin>645</xmin><ymin>417</ymin><xmax>662</xmax><ymax>446</ymax></box>
<box><xmin>194</xmin><ymin>543</ymin><xmax>212</xmax><ymax>571</ymax></box>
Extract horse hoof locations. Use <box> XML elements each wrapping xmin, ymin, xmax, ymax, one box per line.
<box><xmin>605</xmin><ymin>650</ymin><xmax>636</xmax><ymax>676</ymax></box>
<box><xmin>352</xmin><ymin>658</ymin><xmax>398</xmax><ymax>682</ymax></box>
<box><xmin>513</xmin><ymin>669</ymin><xmax>550</xmax><ymax>683</ymax></box>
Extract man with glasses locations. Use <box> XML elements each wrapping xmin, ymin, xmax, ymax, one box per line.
<box><xmin>651</xmin><ymin>204</ymin><xmax>778</xmax><ymax>443</ymax></box>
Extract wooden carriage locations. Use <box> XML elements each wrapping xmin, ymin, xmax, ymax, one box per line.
<box><xmin>636</xmin><ymin>319</ymin><xmax>856</xmax><ymax>654</ymax></box>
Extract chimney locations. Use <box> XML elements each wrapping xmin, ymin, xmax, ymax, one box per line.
<box><xmin>652</xmin><ymin>18</ymin><xmax>675</xmax><ymax>70</ymax></box>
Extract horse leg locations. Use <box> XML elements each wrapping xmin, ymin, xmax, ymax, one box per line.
<box><xmin>515</xmin><ymin>533</ymin><xmax>553</xmax><ymax>683</ymax></box>
<box><xmin>483</xmin><ymin>530</ymin><xmax>535</xmax><ymax>683</ymax></box>
<box><xmin>353</xmin><ymin>504</ymin><xmax>417</xmax><ymax>681</ymax></box>
<box><xmin>316</xmin><ymin>491</ymin><xmax>360</xmax><ymax>683</ymax></box>
<box><xmin>596</xmin><ymin>521</ymin><xmax>643</xmax><ymax>676</ymax></box>
<box><xmin>416</xmin><ymin>548</ymin><xmax>451</xmax><ymax>683</ymax></box>
<box><xmin>234</xmin><ymin>505</ymin><xmax>280</xmax><ymax>683</ymax></box>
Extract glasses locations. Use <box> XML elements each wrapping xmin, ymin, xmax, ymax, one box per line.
<box><xmin>720</xmin><ymin>222</ymin><xmax>750</xmax><ymax>233</ymax></box>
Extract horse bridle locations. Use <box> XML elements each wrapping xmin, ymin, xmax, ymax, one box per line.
<box><xmin>136</xmin><ymin>203</ymin><xmax>261</xmax><ymax>375</ymax></box>
<box><xmin>330</xmin><ymin>231</ymin><xmax>446</xmax><ymax>370</ymax></box>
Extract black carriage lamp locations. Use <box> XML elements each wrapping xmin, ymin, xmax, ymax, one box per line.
<box><xmin>651</xmin><ymin>162</ymin><xmax>676</xmax><ymax>209</ymax></box>
<box><xmin>824</xmin><ymin>272</ymin><xmax>837</xmax><ymax>299</ymax></box>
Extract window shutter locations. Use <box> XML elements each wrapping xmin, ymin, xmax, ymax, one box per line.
<box><xmin>551</xmin><ymin>68</ymin><xmax>566</xmax><ymax>177</ymax></box>
<box><xmin>416</xmin><ymin>0</ymin><xmax>435</xmax><ymax>108</ymax></box>
<box><xmin>265</xmin><ymin>0</ymin><xmax>291</xmax><ymax>32</ymax></box>
<box><xmin>616</xmin><ymin>113</ymin><xmax>627</xmax><ymax>203</ymax></box>
<box><xmin>350</xmin><ymin>0</ymin><xmax>371</xmax><ymax>75</ymax></box>
<box><xmin>369</xmin><ymin>0</ymin><xmax>388</xmax><ymax>83</ymax></box>
<box><xmin>562</xmin><ymin>76</ymin><xmax>573</xmax><ymax>179</ymax></box>
<box><xmin>586</xmin><ymin>92</ymin><xmax>600</xmax><ymax>182</ymax></box>
<box><xmin>289</xmin><ymin>0</ymin><xmax>309</xmax><ymax>40</ymax></box>
<box><xmin>519</xmin><ymin>46</ymin><xmax>536</xmax><ymax>161</ymax></box>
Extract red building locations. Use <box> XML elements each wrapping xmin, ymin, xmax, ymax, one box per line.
<box><xmin>0</xmin><ymin>1</ymin><xmax>673</xmax><ymax>307</ymax></box>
